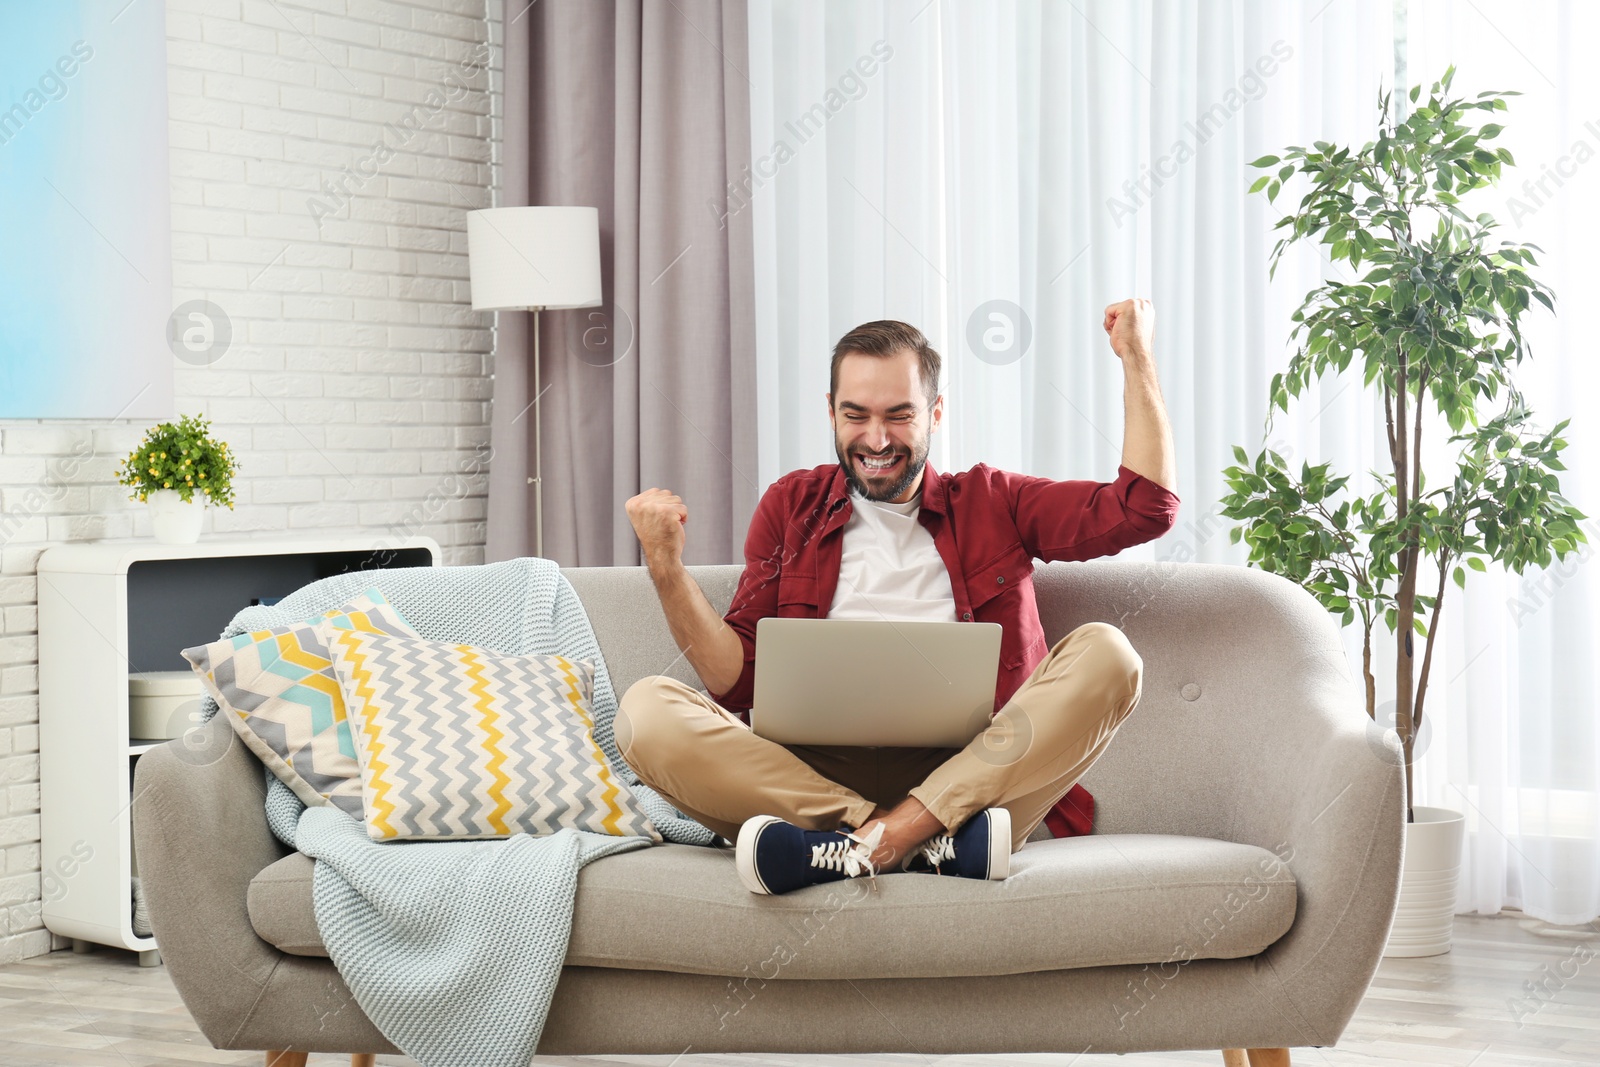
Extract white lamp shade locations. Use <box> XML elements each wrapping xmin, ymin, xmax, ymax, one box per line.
<box><xmin>467</xmin><ymin>206</ymin><xmax>603</xmax><ymax>311</ymax></box>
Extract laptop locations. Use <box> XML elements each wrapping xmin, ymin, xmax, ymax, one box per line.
<box><xmin>750</xmin><ymin>617</ymin><xmax>1003</xmax><ymax>747</ymax></box>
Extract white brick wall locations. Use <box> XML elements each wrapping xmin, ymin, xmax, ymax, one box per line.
<box><xmin>0</xmin><ymin>0</ymin><xmax>503</xmax><ymax>964</ymax></box>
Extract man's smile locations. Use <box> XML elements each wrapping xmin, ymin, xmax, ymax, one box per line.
<box><xmin>854</xmin><ymin>450</ymin><xmax>904</xmax><ymax>476</ymax></box>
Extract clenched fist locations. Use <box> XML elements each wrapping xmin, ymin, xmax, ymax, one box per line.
<box><xmin>626</xmin><ymin>488</ymin><xmax>688</xmax><ymax>567</ymax></box>
<box><xmin>1103</xmin><ymin>298</ymin><xmax>1155</xmax><ymax>362</ymax></box>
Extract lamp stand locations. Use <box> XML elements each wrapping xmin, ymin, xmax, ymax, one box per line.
<box><xmin>532</xmin><ymin>306</ymin><xmax>543</xmax><ymax>559</ymax></box>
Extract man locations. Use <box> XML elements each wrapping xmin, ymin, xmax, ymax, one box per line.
<box><xmin>616</xmin><ymin>299</ymin><xmax>1179</xmax><ymax>895</ymax></box>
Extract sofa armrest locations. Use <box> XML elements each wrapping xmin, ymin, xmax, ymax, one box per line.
<box><xmin>1230</xmin><ymin>648</ymin><xmax>1406</xmax><ymax>1047</ymax></box>
<box><xmin>132</xmin><ymin>717</ymin><xmax>395</xmax><ymax>1053</ymax></box>
<box><xmin>132</xmin><ymin>718</ymin><xmax>287</xmax><ymax>1040</ymax></box>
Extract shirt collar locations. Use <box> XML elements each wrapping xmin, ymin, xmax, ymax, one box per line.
<box><xmin>825</xmin><ymin>459</ymin><xmax>947</xmax><ymax>515</ymax></box>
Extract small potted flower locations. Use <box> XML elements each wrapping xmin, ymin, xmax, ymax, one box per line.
<box><xmin>116</xmin><ymin>414</ymin><xmax>239</xmax><ymax>544</ymax></box>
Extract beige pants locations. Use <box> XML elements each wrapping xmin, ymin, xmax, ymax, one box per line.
<box><xmin>615</xmin><ymin>621</ymin><xmax>1143</xmax><ymax>853</ymax></box>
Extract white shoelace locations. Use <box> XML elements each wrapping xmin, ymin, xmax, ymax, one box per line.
<box><xmin>809</xmin><ymin>822</ymin><xmax>884</xmax><ymax>883</ymax></box>
<box><xmin>920</xmin><ymin>833</ymin><xmax>956</xmax><ymax>866</ymax></box>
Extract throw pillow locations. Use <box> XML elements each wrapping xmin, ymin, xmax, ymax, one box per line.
<box><xmin>322</xmin><ymin>626</ymin><xmax>662</xmax><ymax>843</ymax></box>
<box><xmin>182</xmin><ymin>589</ymin><xmax>419</xmax><ymax>817</ymax></box>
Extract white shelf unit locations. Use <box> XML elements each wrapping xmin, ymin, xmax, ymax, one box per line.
<box><xmin>38</xmin><ymin>536</ymin><xmax>440</xmax><ymax>964</ymax></box>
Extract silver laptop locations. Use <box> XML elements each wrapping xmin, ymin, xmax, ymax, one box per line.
<box><xmin>750</xmin><ymin>618</ymin><xmax>1003</xmax><ymax>747</ymax></box>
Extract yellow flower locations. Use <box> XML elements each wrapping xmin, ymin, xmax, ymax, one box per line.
<box><xmin>149</xmin><ymin>467</ymin><xmax>159</xmax><ymax>475</ymax></box>
<box><xmin>163</xmin><ymin>481</ymin><xmax>171</xmax><ymax>488</ymax></box>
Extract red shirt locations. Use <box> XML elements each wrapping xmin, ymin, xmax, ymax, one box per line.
<box><xmin>710</xmin><ymin>460</ymin><xmax>1181</xmax><ymax>838</ymax></box>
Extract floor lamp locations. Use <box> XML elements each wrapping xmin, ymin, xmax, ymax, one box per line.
<box><xmin>466</xmin><ymin>206</ymin><xmax>602</xmax><ymax>559</ymax></box>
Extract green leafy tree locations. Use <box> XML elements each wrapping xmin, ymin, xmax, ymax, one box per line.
<box><xmin>116</xmin><ymin>413</ymin><xmax>239</xmax><ymax>509</ymax></box>
<box><xmin>1221</xmin><ymin>67</ymin><xmax>1587</xmax><ymax>818</ymax></box>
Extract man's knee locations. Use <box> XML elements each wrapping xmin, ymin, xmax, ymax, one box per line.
<box><xmin>616</xmin><ymin>674</ymin><xmax>694</xmax><ymax>769</ymax></box>
<box><xmin>1073</xmin><ymin>621</ymin><xmax>1143</xmax><ymax>699</ymax></box>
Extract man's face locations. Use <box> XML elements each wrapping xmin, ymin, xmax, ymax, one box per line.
<box><xmin>828</xmin><ymin>349</ymin><xmax>943</xmax><ymax>504</ymax></box>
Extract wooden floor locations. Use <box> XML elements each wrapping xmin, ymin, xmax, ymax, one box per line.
<box><xmin>0</xmin><ymin>914</ymin><xmax>1594</xmax><ymax>1066</ymax></box>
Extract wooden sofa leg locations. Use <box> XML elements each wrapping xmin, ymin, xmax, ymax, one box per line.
<box><xmin>1223</xmin><ymin>1051</ymin><xmax>1290</xmax><ymax>1067</ymax></box>
<box><xmin>351</xmin><ymin>1056</ymin><xmax>377</xmax><ymax>1067</ymax></box>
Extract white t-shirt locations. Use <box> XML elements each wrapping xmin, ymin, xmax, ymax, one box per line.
<box><xmin>827</xmin><ymin>487</ymin><xmax>959</xmax><ymax>622</ymax></box>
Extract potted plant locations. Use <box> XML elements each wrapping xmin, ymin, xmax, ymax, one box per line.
<box><xmin>116</xmin><ymin>413</ymin><xmax>239</xmax><ymax>544</ymax></box>
<box><xmin>1221</xmin><ymin>67</ymin><xmax>1587</xmax><ymax>956</ymax></box>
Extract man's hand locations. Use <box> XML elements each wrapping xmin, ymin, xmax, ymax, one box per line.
<box><xmin>626</xmin><ymin>488</ymin><xmax>687</xmax><ymax>568</ymax></box>
<box><xmin>1103</xmin><ymin>298</ymin><xmax>1155</xmax><ymax>362</ymax></box>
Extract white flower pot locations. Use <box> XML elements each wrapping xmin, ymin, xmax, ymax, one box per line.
<box><xmin>1384</xmin><ymin>805</ymin><xmax>1465</xmax><ymax>958</ymax></box>
<box><xmin>146</xmin><ymin>489</ymin><xmax>205</xmax><ymax>545</ymax></box>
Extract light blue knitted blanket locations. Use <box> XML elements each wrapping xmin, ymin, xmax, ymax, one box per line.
<box><xmin>197</xmin><ymin>557</ymin><xmax>717</xmax><ymax>1067</ymax></box>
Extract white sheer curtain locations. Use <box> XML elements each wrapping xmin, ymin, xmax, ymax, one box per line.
<box><xmin>747</xmin><ymin>0</ymin><xmax>1600</xmax><ymax>925</ymax></box>
<box><xmin>1400</xmin><ymin>0</ymin><xmax>1600</xmax><ymax>925</ymax></box>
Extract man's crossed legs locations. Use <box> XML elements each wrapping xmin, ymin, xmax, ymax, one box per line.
<box><xmin>615</xmin><ymin>621</ymin><xmax>1143</xmax><ymax>890</ymax></box>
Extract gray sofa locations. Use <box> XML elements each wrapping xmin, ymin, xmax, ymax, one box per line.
<box><xmin>133</xmin><ymin>560</ymin><xmax>1404</xmax><ymax>1061</ymax></box>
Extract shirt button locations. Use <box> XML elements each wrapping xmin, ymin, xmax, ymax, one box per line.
<box><xmin>996</xmin><ymin>575</ymin><xmax>1005</xmax><ymax>585</ymax></box>
<box><xmin>962</xmin><ymin>612</ymin><xmax>972</xmax><ymax>621</ymax></box>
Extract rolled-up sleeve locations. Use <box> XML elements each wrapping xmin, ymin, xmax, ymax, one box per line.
<box><xmin>1010</xmin><ymin>463</ymin><xmax>1180</xmax><ymax>562</ymax></box>
<box><xmin>706</xmin><ymin>483</ymin><xmax>786</xmax><ymax>714</ymax></box>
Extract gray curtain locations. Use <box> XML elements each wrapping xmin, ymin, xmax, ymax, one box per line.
<box><xmin>487</xmin><ymin>0</ymin><xmax>758</xmax><ymax>567</ymax></box>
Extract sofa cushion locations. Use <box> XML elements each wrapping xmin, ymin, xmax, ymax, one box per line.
<box><xmin>248</xmin><ymin>833</ymin><xmax>1296</xmax><ymax>979</ymax></box>
<box><xmin>321</xmin><ymin>627</ymin><xmax>661</xmax><ymax>843</ymax></box>
<box><xmin>183</xmin><ymin>589</ymin><xmax>419</xmax><ymax>820</ymax></box>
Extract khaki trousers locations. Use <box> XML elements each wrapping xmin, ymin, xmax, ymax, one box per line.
<box><xmin>615</xmin><ymin>621</ymin><xmax>1143</xmax><ymax>853</ymax></box>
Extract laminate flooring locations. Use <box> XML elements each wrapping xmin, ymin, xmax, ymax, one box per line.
<box><xmin>0</xmin><ymin>913</ymin><xmax>1594</xmax><ymax>1066</ymax></box>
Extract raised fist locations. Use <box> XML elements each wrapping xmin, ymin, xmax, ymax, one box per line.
<box><xmin>625</xmin><ymin>488</ymin><xmax>687</xmax><ymax>565</ymax></box>
<box><xmin>1103</xmin><ymin>298</ymin><xmax>1155</xmax><ymax>361</ymax></box>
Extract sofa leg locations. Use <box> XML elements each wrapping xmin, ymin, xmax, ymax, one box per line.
<box><xmin>351</xmin><ymin>1056</ymin><xmax>377</xmax><ymax>1066</ymax></box>
<box><xmin>1223</xmin><ymin>1051</ymin><xmax>1290</xmax><ymax>1067</ymax></box>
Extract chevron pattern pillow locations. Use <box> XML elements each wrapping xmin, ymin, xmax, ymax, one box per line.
<box><xmin>182</xmin><ymin>589</ymin><xmax>419</xmax><ymax>817</ymax></box>
<box><xmin>322</xmin><ymin>626</ymin><xmax>662</xmax><ymax>843</ymax></box>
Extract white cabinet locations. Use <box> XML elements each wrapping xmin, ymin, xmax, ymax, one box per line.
<box><xmin>38</xmin><ymin>536</ymin><xmax>439</xmax><ymax>963</ymax></box>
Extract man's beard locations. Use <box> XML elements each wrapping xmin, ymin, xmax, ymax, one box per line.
<box><xmin>835</xmin><ymin>433</ymin><xmax>930</xmax><ymax>503</ymax></box>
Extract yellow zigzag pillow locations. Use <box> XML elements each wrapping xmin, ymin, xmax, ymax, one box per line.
<box><xmin>322</xmin><ymin>625</ymin><xmax>661</xmax><ymax>843</ymax></box>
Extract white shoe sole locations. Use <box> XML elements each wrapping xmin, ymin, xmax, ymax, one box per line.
<box><xmin>986</xmin><ymin>807</ymin><xmax>1012</xmax><ymax>880</ymax></box>
<box><xmin>735</xmin><ymin>814</ymin><xmax>785</xmax><ymax>895</ymax></box>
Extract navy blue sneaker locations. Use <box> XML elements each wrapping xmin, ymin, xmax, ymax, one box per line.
<box><xmin>735</xmin><ymin>815</ymin><xmax>884</xmax><ymax>895</ymax></box>
<box><xmin>913</xmin><ymin>807</ymin><xmax>1012</xmax><ymax>880</ymax></box>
